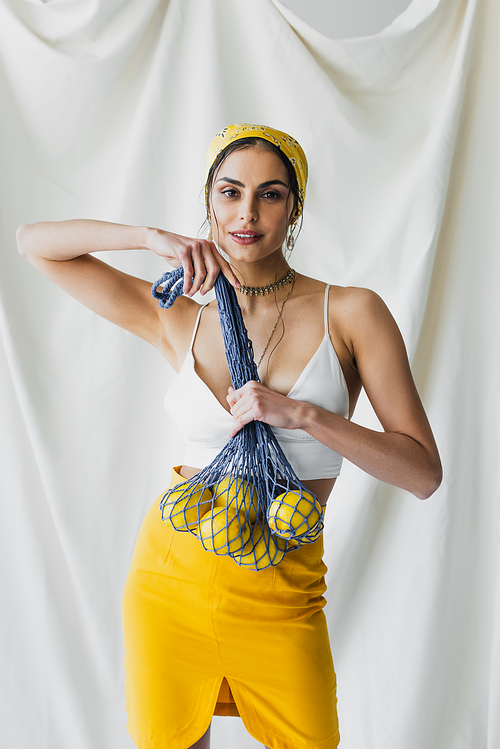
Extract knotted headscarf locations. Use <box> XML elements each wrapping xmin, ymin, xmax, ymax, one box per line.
<box><xmin>205</xmin><ymin>123</ymin><xmax>308</xmax><ymax>216</ymax></box>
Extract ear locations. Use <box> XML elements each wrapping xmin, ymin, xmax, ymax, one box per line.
<box><xmin>289</xmin><ymin>198</ymin><xmax>300</xmax><ymax>225</ymax></box>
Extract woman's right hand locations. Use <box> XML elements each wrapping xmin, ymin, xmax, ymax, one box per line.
<box><xmin>148</xmin><ymin>228</ymin><xmax>241</xmax><ymax>297</ymax></box>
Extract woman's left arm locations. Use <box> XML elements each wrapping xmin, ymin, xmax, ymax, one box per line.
<box><xmin>227</xmin><ymin>288</ymin><xmax>442</xmax><ymax>500</ymax></box>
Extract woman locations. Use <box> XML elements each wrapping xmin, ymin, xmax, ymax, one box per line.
<box><xmin>17</xmin><ymin>124</ymin><xmax>442</xmax><ymax>749</ymax></box>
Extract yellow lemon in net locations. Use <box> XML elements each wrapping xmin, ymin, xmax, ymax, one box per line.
<box><xmin>277</xmin><ymin>518</ymin><xmax>324</xmax><ymax>549</ymax></box>
<box><xmin>231</xmin><ymin>523</ymin><xmax>286</xmax><ymax>570</ymax></box>
<box><xmin>197</xmin><ymin>506</ymin><xmax>250</xmax><ymax>555</ymax></box>
<box><xmin>301</xmin><ymin>522</ymin><xmax>323</xmax><ymax>543</ymax></box>
<box><xmin>267</xmin><ymin>490</ymin><xmax>322</xmax><ymax>539</ymax></box>
<box><xmin>161</xmin><ymin>483</ymin><xmax>213</xmax><ymax>531</ymax></box>
<box><xmin>213</xmin><ymin>475</ymin><xmax>259</xmax><ymax>523</ymax></box>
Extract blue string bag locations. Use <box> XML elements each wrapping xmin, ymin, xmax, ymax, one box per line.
<box><xmin>152</xmin><ymin>268</ymin><xmax>324</xmax><ymax>571</ymax></box>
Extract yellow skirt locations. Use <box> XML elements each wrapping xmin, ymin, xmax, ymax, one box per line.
<box><xmin>122</xmin><ymin>467</ymin><xmax>340</xmax><ymax>749</ymax></box>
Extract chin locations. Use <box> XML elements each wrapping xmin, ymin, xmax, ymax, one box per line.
<box><xmin>220</xmin><ymin>242</ymin><xmax>284</xmax><ymax>265</ymax></box>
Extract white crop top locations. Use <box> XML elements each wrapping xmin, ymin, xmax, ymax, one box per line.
<box><xmin>164</xmin><ymin>285</ymin><xmax>349</xmax><ymax>481</ymax></box>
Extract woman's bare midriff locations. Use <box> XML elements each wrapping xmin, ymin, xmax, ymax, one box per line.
<box><xmin>179</xmin><ymin>465</ymin><xmax>336</xmax><ymax>507</ymax></box>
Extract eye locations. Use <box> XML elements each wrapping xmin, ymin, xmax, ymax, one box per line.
<box><xmin>261</xmin><ymin>190</ymin><xmax>281</xmax><ymax>200</ymax></box>
<box><xmin>221</xmin><ymin>188</ymin><xmax>239</xmax><ymax>198</ymax></box>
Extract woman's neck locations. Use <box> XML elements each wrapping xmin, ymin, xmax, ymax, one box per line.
<box><xmin>230</xmin><ymin>252</ymin><xmax>290</xmax><ymax>290</ymax></box>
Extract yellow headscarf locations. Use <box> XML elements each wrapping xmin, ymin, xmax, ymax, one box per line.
<box><xmin>206</xmin><ymin>123</ymin><xmax>308</xmax><ymax>216</ymax></box>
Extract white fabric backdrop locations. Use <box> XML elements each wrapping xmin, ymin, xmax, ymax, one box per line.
<box><xmin>1</xmin><ymin>0</ymin><xmax>498</xmax><ymax>747</ymax></box>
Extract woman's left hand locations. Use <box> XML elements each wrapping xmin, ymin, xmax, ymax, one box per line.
<box><xmin>226</xmin><ymin>381</ymin><xmax>306</xmax><ymax>437</ymax></box>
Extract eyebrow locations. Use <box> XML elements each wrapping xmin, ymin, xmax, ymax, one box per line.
<box><xmin>216</xmin><ymin>177</ymin><xmax>289</xmax><ymax>189</ymax></box>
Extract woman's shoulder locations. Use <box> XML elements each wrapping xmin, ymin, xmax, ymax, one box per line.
<box><xmin>329</xmin><ymin>284</ymin><xmax>385</xmax><ymax>312</ymax></box>
<box><xmin>296</xmin><ymin>275</ymin><xmax>393</xmax><ymax>344</ymax></box>
<box><xmin>297</xmin><ymin>274</ymin><xmax>384</xmax><ymax>311</ymax></box>
<box><xmin>326</xmin><ymin>284</ymin><xmax>401</xmax><ymax>357</ymax></box>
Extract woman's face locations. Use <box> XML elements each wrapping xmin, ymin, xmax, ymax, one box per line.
<box><xmin>208</xmin><ymin>145</ymin><xmax>295</xmax><ymax>264</ymax></box>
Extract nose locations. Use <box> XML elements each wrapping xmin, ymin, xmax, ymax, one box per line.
<box><xmin>239</xmin><ymin>193</ymin><xmax>258</xmax><ymax>223</ymax></box>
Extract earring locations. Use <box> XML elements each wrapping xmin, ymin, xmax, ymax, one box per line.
<box><xmin>286</xmin><ymin>225</ymin><xmax>296</xmax><ymax>253</ymax></box>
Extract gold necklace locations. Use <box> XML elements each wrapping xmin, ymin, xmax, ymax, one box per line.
<box><xmin>256</xmin><ymin>274</ymin><xmax>296</xmax><ymax>369</ymax></box>
<box><xmin>237</xmin><ymin>268</ymin><xmax>296</xmax><ymax>296</ymax></box>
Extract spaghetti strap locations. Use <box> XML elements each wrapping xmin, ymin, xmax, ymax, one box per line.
<box><xmin>188</xmin><ymin>302</ymin><xmax>210</xmax><ymax>353</ymax></box>
<box><xmin>323</xmin><ymin>284</ymin><xmax>331</xmax><ymax>336</ymax></box>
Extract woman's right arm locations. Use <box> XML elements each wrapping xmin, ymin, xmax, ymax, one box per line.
<box><xmin>16</xmin><ymin>219</ymin><xmax>239</xmax><ymax>367</ymax></box>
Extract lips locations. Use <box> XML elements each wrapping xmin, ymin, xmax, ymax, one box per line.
<box><xmin>229</xmin><ymin>231</ymin><xmax>263</xmax><ymax>245</ymax></box>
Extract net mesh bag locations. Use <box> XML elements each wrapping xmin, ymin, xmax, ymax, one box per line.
<box><xmin>151</xmin><ymin>267</ymin><xmax>324</xmax><ymax>570</ymax></box>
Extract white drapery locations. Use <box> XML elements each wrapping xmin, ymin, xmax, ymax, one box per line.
<box><xmin>1</xmin><ymin>0</ymin><xmax>498</xmax><ymax>747</ymax></box>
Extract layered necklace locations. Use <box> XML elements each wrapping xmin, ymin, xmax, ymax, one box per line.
<box><xmin>240</xmin><ymin>269</ymin><xmax>297</xmax><ymax>369</ymax></box>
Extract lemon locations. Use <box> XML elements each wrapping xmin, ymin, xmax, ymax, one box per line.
<box><xmin>197</xmin><ymin>506</ymin><xmax>250</xmax><ymax>555</ymax></box>
<box><xmin>276</xmin><ymin>519</ymin><xmax>323</xmax><ymax>550</ymax></box>
<box><xmin>301</xmin><ymin>522</ymin><xmax>323</xmax><ymax>543</ymax></box>
<box><xmin>267</xmin><ymin>490</ymin><xmax>322</xmax><ymax>539</ymax></box>
<box><xmin>161</xmin><ymin>483</ymin><xmax>213</xmax><ymax>531</ymax></box>
<box><xmin>213</xmin><ymin>475</ymin><xmax>259</xmax><ymax>523</ymax></box>
<box><xmin>231</xmin><ymin>523</ymin><xmax>286</xmax><ymax>570</ymax></box>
